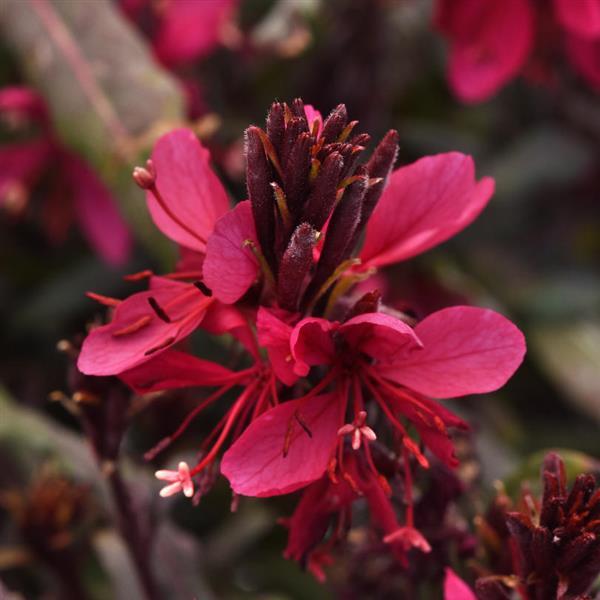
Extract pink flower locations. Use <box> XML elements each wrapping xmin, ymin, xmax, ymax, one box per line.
<box><xmin>435</xmin><ymin>0</ymin><xmax>600</xmax><ymax>100</ymax></box>
<box><xmin>121</xmin><ymin>0</ymin><xmax>238</xmax><ymax>68</ymax></box>
<box><xmin>0</xmin><ymin>86</ymin><xmax>132</xmax><ymax>265</ymax></box>
<box><xmin>77</xmin><ymin>99</ymin><xmax>526</xmax><ymax>576</ymax></box>
<box><xmin>222</xmin><ymin>306</ymin><xmax>524</xmax><ymax>496</ymax></box>
<box><xmin>434</xmin><ymin>0</ymin><xmax>534</xmax><ymax>103</ymax></box>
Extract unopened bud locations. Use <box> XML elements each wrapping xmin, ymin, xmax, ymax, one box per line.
<box><xmin>132</xmin><ymin>159</ymin><xmax>156</xmax><ymax>189</ymax></box>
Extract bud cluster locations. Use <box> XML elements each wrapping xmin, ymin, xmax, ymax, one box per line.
<box><xmin>245</xmin><ymin>99</ymin><xmax>398</xmax><ymax>312</ymax></box>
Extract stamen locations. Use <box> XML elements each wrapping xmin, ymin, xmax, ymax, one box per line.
<box><xmin>294</xmin><ymin>410</ymin><xmax>313</xmax><ymax>438</ymax></box>
<box><xmin>324</xmin><ymin>267</ymin><xmax>377</xmax><ymax>318</ymax></box>
<box><xmin>112</xmin><ymin>315</ymin><xmax>152</xmax><ymax>337</ymax></box>
<box><xmin>147</xmin><ymin>183</ymin><xmax>207</xmax><ymax>246</ymax></box>
<box><xmin>144</xmin><ymin>336</ymin><xmax>175</xmax><ymax>355</ymax></box>
<box><xmin>255</xmin><ymin>127</ymin><xmax>284</xmax><ymax>179</ymax></box>
<box><xmin>123</xmin><ymin>269</ymin><xmax>154</xmax><ymax>281</ymax></box>
<box><xmin>86</xmin><ymin>291</ymin><xmax>121</xmax><ymax>307</ymax></box>
<box><xmin>338</xmin><ymin>120</ymin><xmax>358</xmax><ymax>143</ymax></box>
<box><xmin>271</xmin><ymin>182</ymin><xmax>292</xmax><ymax>229</ymax></box>
<box><xmin>243</xmin><ymin>239</ymin><xmax>276</xmax><ymax>291</ymax></box>
<box><xmin>305</xmin><ymin>258</ymin><xmax>361</xmax><ymax>313</ymax></box>
<box><xmin>147</xmin><ymin>296</ymin><xmax>171</xmax><ymax>323</ymax></box>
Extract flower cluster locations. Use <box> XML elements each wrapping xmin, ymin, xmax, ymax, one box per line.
<box><xmin>435</xmin><ymin>0</ymin><xmax>600</xmax><ymax>103</ymax></box>
<box><xmin>78</xmin><ymin>99</ymin><xmax>526</xmax><ymax>576</ymax></box>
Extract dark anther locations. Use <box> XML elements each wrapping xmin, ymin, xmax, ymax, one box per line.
<box><xmin>193</xmin><ymin>281</ymin><xmax>212</xmax><ymax>296</ymax></box>
<box><xmin>147</xmin><ymin>297</ymin><xmax>171</xmax><ymax>323</ymax></box>
<box><xmin>294</xmin><ymin>410</ymin><xmax>313</xmax><ymax>438</ymax></box>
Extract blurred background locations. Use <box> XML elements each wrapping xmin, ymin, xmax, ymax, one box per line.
<box><xmin>0</xmin><ymin>0</ymin><xmax>598</xmax><ymax>598</ymax></box>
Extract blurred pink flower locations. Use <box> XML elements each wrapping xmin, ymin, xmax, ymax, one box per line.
<box><xmin>435</xmin><ymin>0</ymin><xmax>600</xmax><ymax>101</ymax></box>
<box><xmin>0</xmin><ymin>86</ymin><xmax>132</xmax><ymax>265</ymax></box>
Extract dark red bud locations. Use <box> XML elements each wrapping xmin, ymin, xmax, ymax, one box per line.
<box><xmin>290</xmin><ymin>98</ymin><xmax>309</xmax><ymax>131</ymax></box>
<box><xmin>280</xmin><ymin>117</ymin><xmax>306</xmax><ymax>170</ymax></box>
<box><xmin>277</xmin><ymin>223</ymin><xmax>316</xmax><ymax>311</ymax></box>
<box><xmin>302</xmin><ymin>152</ymin><xmax>344</xmax><ymax>230</ymax></box>
<box><xmin>557</xmin><ymin>532</ymin><xmax>598</xmax><ymax>572</ymax></box>
<box><xmin>267</xmin><ymin>102</ymin><xmax>285</xmax><ymax>155</ymax></box>
<box><xmin>321</xmin><ymin>104</ymin><xmax>348</xmax><ymax>144</ymax></box>
<box><xmin>346</xmin><ymin>129</ymin><xmax>398</xmax><ymax>251</ymax></box>
<box><xmin>283</xmin><ymin>132</ymin><xmax>312</xmax><ymax>217</ymax></box>
<box><xmin>246</xmin><ymin>126</ymin><xmax>276</xmax><ymax>270</ymax></box>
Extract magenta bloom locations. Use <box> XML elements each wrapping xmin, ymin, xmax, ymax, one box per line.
<box><xmin>0</xmin><ymin>86</ymin><xmax>132</xmax><ymax>265</ymax></box>
<box><xmin>78</xmin><ymin>99</ymin><xmax>525</xmax><ymax>576</ymax></box>
<box><xmin>435</xmin><ymin>0</ymin><xmax>600</xmax><ymax>101</ymax></box>
<box><xmin>121</xmin><ymin>0</ymin><xmax>237</xmax><ymax>68</ymax></box>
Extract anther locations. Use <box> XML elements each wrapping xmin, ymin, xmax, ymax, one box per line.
<box><xmin>112</xmin><ymin>315</ymin><xmax>152</xmax><ymax>337</ymax></box>
<box><xmin>144</xmin><ymin>336</ymin><xmax>176</xmax><ymax>356</ymax></box>
<box><xmin>193</xmin><ymin>281</ymin><xmax>212</xmax><ymax>296</ymax></box>
<box><xmin>147</xmin><ymin>297</ymin><xmax>171</xmax><ymax>323</ymax></box>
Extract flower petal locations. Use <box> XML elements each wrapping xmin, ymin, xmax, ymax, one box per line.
<box><xmin>147</xmin><ymin>129</ymin><xmax>229</xmax><ymax>252</ymax></box>
<box><xmin>153</xmin><ymin>0</ymin><xmax>235</xmax><ymax>66</ymax></box>
<box><xmin>339</xmin><ymin>312</ymin><xmax>422</xmax><ymax>363</ymax></box>
<box><xmin>444</xmin><ymin>568</ymin><xmax>476</xmax><ymax>600</ymax></box>
<box><xmin>0</xmin><ymin>140</ymin><xmax>51</xmax><ymax>204</ymax></box>
<box><xmin>257</xmin><ymin>308</ymin><xmax>298</xmax><ymax>385</ymax></box>
<box><xmin>221</xmin><ymin>392</ymin><xmax>344</xmax><ymax>497</ymax></box>
<box><xmin>434</xmin><ymin>0</ymin><xmax>533</xmax><ymax>103</ymax></box>
<box><xmin>360</xmin><ymin>153</ymin><xmax>494</xmax><ymax>268</ymax></box>
<box><xmin>65</xmin><ymin>153</ymin><xmax>133</xmax><ymax>266</ymax></box>
<box><xmin>120</xmin><ymin>349</ymin><xmax>235</xmax><ymax>393</ymax></box>
<box><xmin>379</xmin><ymin>306</ymin><xmax>526</xmax><ymax>398</ymax></box>
<box><xmin>290</xmin><ymin>317</ymin><xmax>336</xmax><ymax>375</ymax></box>
<box><xmin>203</xmin><ymin>200</ymin><xmax>260</xmax><ymax>303</ymax></box>
<box><xmin>78</xmin><ymin>281</ymin><xmax>211</xmax><ymax>376</ymax></box>
<box><xmin>554</xmin><ymin>0</ymin><xmax>600</xmax><ymax>39</ymax></box>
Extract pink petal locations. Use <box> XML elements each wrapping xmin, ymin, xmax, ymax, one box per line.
<box><xmin>203</xmin><ymin>201</ymin><xmax>260</xmax><ymax>303</ymax></box>
<box><xmin>0</xmin><ymin>140</ymin><xmax>51</xmax><ymax>203</ymax></box>
<box><xmin>202</xmin><ymin>301</ymin><xmax>259</xmax><ymax>358</ymax></box>
<box><xmin>153</xmin><ymin>0</ymin><xmax>236</xmax><ymax>66</ymax></box>
<box><xmin>565</xmin><ymin>34</ymin><xmax>600</xmax><ymax>91</ymax></box>
<box><xmin>78</xmin><ymin>282</ymin><xmax>212</xmax><ymax>376</ymax></box>
<box><xmin>554</xmin><ymin>0</ymin><xmax>600</xmax><ymax>39</ymax></box>
<box><xmin>379</xmin><ymin>306</ymin><xmax>526</xmax><ymax>398</ymax></box>
<box><xmin>444</xmin><ymin>568</ymin><xmax>476</xmax><ymax>600</ymax></box>
<box><xmin>290</xmin><ymin>318</ymin><xmax>336</xmax><ymax>375</ymax></box>
<box><xmin>64</xmin><ymin>153</ymin><xmax>133</xmax><ymax>266</ymax></box>
<box><xmin>119</xmin><ymin>349</ymin><xmax>235</xmax><ymax>393</ymax></box>
<box><xmin>257</xmin><ymin>308</ymin><xmax>298</xmax><ymax>386</ymax></box>
<box><xmin>360</xmin><ymin>153</ymin><xmax>494</xmax><ymax>268</ymax></box>
<box><xmin>0</xmin><ymin>86</ymin><xmax>48</xmax><ymax>124</ymax></box>
<box><xmin>339</xmin><ymin>312</ymin><xmax>423</xmax><ymax>363</ymax></box>
<box><xmin>304</xmin><ymin>104</ymin><xmax>323</xmax><ymax>137</ymax></box>
<box><xmin>147</xmin><ymin>129</ymin><xmax>229</xmax><ymax>252</ymax></box>
<box><xmin>434</xmin><ymin>0</ymin><xmax>534</xmax><ymax>103</ymax></box>
<box><xmin>221</xmin><ymin>392</ymin><xmax>344</xmax><ymax>497</ymax></box>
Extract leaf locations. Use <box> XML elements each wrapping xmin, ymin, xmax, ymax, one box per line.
<box><xmin>529</xmin><ymin>320</ymin><xmax>600</xmax><ymax>423</ymax></box>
